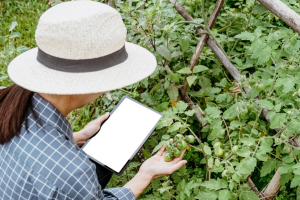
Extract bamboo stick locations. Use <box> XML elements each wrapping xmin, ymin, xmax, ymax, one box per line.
<box><xmin>257</xmin><ymin>0</ymin><xmax>300</xmax><ymax>35</ymax></box>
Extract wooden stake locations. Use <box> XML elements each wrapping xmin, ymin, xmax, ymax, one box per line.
<box><xmin>181</xmin><ymin>0</ymin><xmax>225</xmax><ymax>92</ymax></box>
<box><xmin>257</xmin><ymin>0</ymin><xmax>300</xmax><ymax>35</ymax></box>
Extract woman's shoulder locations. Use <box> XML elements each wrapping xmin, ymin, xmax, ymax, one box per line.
<box><xmin>1</xmin><ymin>117</ymin><xmax>100</xmax><ymax>199</ymax></box>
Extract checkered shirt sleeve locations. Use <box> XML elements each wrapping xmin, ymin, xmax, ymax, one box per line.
<box><xmin>0</xmin><ymin>93</ymin><xmax>136</xmax><ymax>200</ymax></box>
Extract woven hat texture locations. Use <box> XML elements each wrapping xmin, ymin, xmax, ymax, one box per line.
<box><xmin>8</xmin><ymin>1</ymin><xmax>157</xmax><ymax>94</ymax></box>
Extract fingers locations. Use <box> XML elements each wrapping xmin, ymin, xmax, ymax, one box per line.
<box><xmin>95</xmin><ymin>112</ymin><xmax>110</xmax><ymax>125</ymax></box>
<box><xmin>169</xmin><ymin>160</ymin><xmax>187</xmax><ymax>174</ymax></box>
<box><xmin>171</xmin><ymin>150</ymin><xmax>186</xmax><ymax>164</ymax></box>
<box><xmin>156</xmin><ymin>143</ymin><xmax>166</xmax><ymax>156</ymax></box>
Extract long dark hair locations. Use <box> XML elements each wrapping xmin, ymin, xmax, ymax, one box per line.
<box><xmin>0</xmin><ymin>84</ymin><xmax>35</xmax><ymax>144</ymax></box>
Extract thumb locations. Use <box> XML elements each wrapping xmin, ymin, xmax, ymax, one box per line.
<box><xmin>95</xmin><ymin>112</ymin><xmax>110</xmax><ymax>125</ymax></box>
<box><xmin>169</xmin><ymin>160</ymin><xmax>187</xmax><ymax>173</ymax></box>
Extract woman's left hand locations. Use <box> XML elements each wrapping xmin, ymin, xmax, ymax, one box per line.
<box><xmin>73</xmin><ymin>112</ymin><xmax>110</xmax><ymax>147</ymax></box>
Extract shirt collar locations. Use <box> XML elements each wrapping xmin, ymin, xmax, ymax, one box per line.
<box><xmin>32</xmin><ymin>93</ymin><xmax>74</xmax><ymax>142</ymax></box>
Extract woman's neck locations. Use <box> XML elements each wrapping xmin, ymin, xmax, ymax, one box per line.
<box><xmin>37</xmin><ymin>92</ymin><xmax>103</xmax><ymax>117</ymax></box>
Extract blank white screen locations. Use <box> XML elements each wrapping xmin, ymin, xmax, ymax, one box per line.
<box><xmin>82</xmin><ymin>98</ymin><xmax>162</xmax><ymax>173</ymax></box>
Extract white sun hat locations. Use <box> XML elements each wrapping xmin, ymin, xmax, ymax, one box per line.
<box><xmin>7</xmin><ymin>1</ymin><xmax>157</xmax><ymax>94</ymax></box>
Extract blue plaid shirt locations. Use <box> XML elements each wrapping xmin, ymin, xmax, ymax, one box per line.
<box><xmin>0</xmin><ymin>93</ymin><xmax>136</xmax><ymax>200</ymax></box>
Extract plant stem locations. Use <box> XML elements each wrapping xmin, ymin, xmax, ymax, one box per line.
<box><xmin>221</xmin><ymin>117</ymin><xmax>233</xmax><ymax>150</ymax></box>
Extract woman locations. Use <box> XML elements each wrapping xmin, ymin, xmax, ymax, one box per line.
<box><xmin>0</xmin><ymin>1</ymin><xmax>187</xmax><ymax>200</ymax></box>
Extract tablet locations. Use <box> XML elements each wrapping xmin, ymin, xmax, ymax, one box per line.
<box><xmin>82</xmin><ymin>96</ymin><xmax>163</xmax><ymax>175</ymax></box>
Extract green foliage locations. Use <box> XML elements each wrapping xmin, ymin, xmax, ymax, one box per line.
<box><xmin>3</xmin><ymin>0</ymin><xmax>300</xmax><ymax>199</ymax></box>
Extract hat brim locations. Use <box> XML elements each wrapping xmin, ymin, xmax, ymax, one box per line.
<box><xmin>8</xmin><ymin>42</ymin><xmax>157</xmax><ymax>94</ymax></box>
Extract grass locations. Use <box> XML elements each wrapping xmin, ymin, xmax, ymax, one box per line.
<box><xmin>0</xmin><ymin>0</ymin><xmax>49</xmax><ymax>86</ymax></box>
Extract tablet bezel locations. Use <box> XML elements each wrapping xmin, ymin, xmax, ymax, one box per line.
<box><xmin>82</xmin><ymin>95</ymin><xmax>163</xmax><ymax>176</ymax></box>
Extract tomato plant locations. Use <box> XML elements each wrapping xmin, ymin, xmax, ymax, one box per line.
<box><xmin>3</xmin><ymin>0</ymin><xmax>300</xmax><ymax>199</ymax></box>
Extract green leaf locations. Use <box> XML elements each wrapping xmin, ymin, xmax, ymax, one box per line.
<box><xmin>17</xmin><ymin>45</ymin><xmax>30</xmax><ymax>53</ymax></box>
<box><xmin>236</xmin><ymin>157</ymin><xmax>257</xmax><ymax>176</ymax></box>
<box><xmin>280</xmin><ymin>173</ymin><xmax>293</xmax><ymax>186</ymax></box>
<box><xmin>218</xmin><ymin>190</ymin><xmax>232</xmax><ymax>200</ymax></box>
<box><xmin>240</xmin><ymin>191</ymin><xmax>260</xmax><ymax>200</ymax></box>
<box><xmin>194</xmin><ymin>190</ymin><xmax>218</xmax><ymax>200</ymax></box>
<box><xmin>240</xmin><ymin>138</ymin><xmax>256</xmax><ymax>146</ymax></box>
<box><xmin>237</xmin><ymin>147</ymin><xmax>251</xmax><ymax>157</ymax></box>
<box><xmin>282</xmin><ymin>155</ymin><xmax>294</xmax><ymax>164</ymax></box>
<box><xmin>167</xmin><ymin>122</ymin><xmax>182</xmax><ymax>133</ymax></box>
<box><xmin>157</xmin><ymin>102</ymin><xmax>169</xmax><ymax>112</ymax></box>
<box><xmin>185</xmin><ymin>109</ymin><xmax>196</xmax><ymax>116</ymax></box>
<box><xmin>167</xmin><ymin>84</ymin><xmax>178</xmax><ymax>101</ymax></box>
<box><xmin>157</xmin><ymin>45</ymin><xmax>171</xmax><ymax>61</ymax></box>
<box><xmin>209</xmin><ymin>126</ymin><xmax>225</xmax><ymax>141</ymax></box>
<box><xmin>179</xmin><ymin>36</ymin><xmax>190</xmax><ymax>52</ymax></box>
<box><xmin>261</xmin><ymin>158</ymin><xmax>277</xmax><ymax>177</ymax></box>
<box><xmin>176</xmin><ymin>101</ymin><xmax>188</xmax><ymax>112</ymax></box>
<box><xmin>9</xmin><ymin>21</ymin><xmax>18</xmax><ymax>32</ymax></box>
<box><xmin>205</xmin><ymin>106</ymin><xmax>221</xmax><ymax>118</ymax></box>
<box><xmin>293</xmin><ymin>163</ymin><xmax>300</xmax><ymax>175</ymax></box>
<box><xmin>223</xmin><ymin>104</ymin><xmax>239</xmax><ymax>119</ymax></box>
<box><xmin>200</xmin><ymin>179</ymin><xmax>227</xmax><ymax>190</ymax></box>
<box><xmin>171</xmin><ymin>51</ymin><xmax>183</xmax><ymax>58</ymax></box>
<box><xmin>141</xmin><ymin>92</ymin><xmax>154</xmax><ymax>105</ymax></box>
<box><xmin>297</xmin><ymin>186</ymin><xmax>300</xmax><ymax>200</ymax></box>
<box><xmin>256</xmin><ymin>151</ymin><xmax>269</xmax><ymax>161</ymax></box>
<box><xmin>157</xmin><ymin>186</ymin><xmax>173</xmax><ymax>194</ymax></box>
<box><xmin>157</xmin><ymin>117</ymin><xmax>173</xmax><ymax>129</ymax></box>
<box><xmin>255</xmin><ymin>46</ymin><xmax>272</xmax><ymax>65</ymax></box>
<box><xmin>257</xmin><ymin>100</ymin><xmax>274</xmax><ymax>110</ymax></box>
<box><xmin>187</xmin><ymin>75</ymin><xmax>197</xmax><ymax>87</ymax></box>
<box><xmin>218</xmin><ymin>78</ymin><xmax>227</xmax><ymax>87</ymax></box>
<box><xmin>275</xmin><ymin>78</ymin><xmax>295</xmax><ymax>94</ymax></box>
<box><xmin>279</xmin><ymin>163</ymin><xmax>295</xmax><ymax>174</ymax></box>
<box><xmin>234</xmin><ymin>32</ymin><xmax>256</xmax><ymax>41</ymax></box>
<box><xmin>0</xmin><ymin>36</ymin><xmax>6</xmax><ymax>45</ymax></box>
<box><xmin>210</xmin><ymin>87</ymin><xmax>221</xmax><ymax>94</ymax></box>
<box><xmin>211</xmin><ymin>165</ymin><xmax>224</xmax><ymax>173</ymax></box>
<box><xmin>9</xmin><ymin>32</ymin><xmax>22</xmax><ymax>39</ymax></box>
<box><xmin>253</xmin><ymin>4</ymin><xmax>268</xmax><ymax>14</ymax></box>
<box><xmin>291</xmin><ymin>175</ymin><xmax>300</xmax><ymax>188</ymax></box>
<box><xmin>152</xmin><ymin>140</ymin><xmax>166</xmax><ymax>154</ymax></box>
<box><xmin>0</xmin><ymin>76</ymin><xmax>8</xmax><ymax>81</ymax></box>
<box><xmin>193</xmin><ymin>65</ymin><xmax>208</xmax><ymax>73</ymax></box>
<box><xmin>177</xmin><ymin>67</ymin><xmax>192</xmax><ymax>74</ymax></box>
<box><xmin>203</xmin><ymin>145</ymin><xmax>212</xmax><ymax>155</ymax></box>
<box><xmin>216</xmin><ymin>94</ymin><xmax>227</xmax><ymax>103</ymax></box>
<box><xmin>169</xmin><ymin>72</ymin><xmax>181</xmax><ymax>83</ymax></box>
<box><xmin>230</xmin><ymin>120</ymin><xmax>245</xmax><ymax>129</ymax></box>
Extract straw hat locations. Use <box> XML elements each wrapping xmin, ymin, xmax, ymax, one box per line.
<box><xmin>7</xmin><ymin>1</ymin><xmax>157</xmax><ymax>94</ymax></box>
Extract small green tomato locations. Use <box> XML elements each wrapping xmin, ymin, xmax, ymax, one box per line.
<box><xmin>215</xmin><ymin>148</ymin><xmax>224</xmax><ymax>157</ymax></box>
<box><xmin>166</xmin><ymin>142</ymin><xmax>173</xmax><ymax>151</ymax></box>
<box><xmin>164</xmin><ymin>152</ymin><xmax>174</xmax><ymax>162</ymax></box>
<box><xmin>177</xmin><ymin>140</ymin><xmax>188</xmax><ymax>150</ymax></box>
<box><xmin>185</xmin><ymin>135</ymin><xmax>195</xmax><ymax>144</ymax></box>
<box><xmin>232</xmin><ymin>145</ymin><xmax>239</xmax><ymax>155</ymax></box>
<box><xmin>255</xmin><ymin>83</ymin><xmax>265</xmax><ymax>91</ymax></box>
<box><xmin>213</xmin><ymin>142</ymin><xmax>223</xmax><ymax>149</ymax></box>
<box><xmin>175</xmin><ymin>134</ymin><xmax>185</xmax><ymax>142</ymax></box>
<box><xmin>222</xmin><ymin>170</ymin><xmax>228</xmax><ymax>178</ymax></box>
<box><xmin>173</xmin><ymin>148</ymin><xmax>182</xmax><ymax>157</ymax></box>
<box><xmin>223</xmin><ymin>152</ymin><xmax>230</xmax><ymax>159</ymax></box>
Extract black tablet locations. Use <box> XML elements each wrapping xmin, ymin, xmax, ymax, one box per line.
<box><xmin>82</xmin><ymin>96</ymin><xmax>163</xmax><ymax>175</ymax></box>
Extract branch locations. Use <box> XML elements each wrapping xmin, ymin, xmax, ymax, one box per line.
<box><xmin>165</xmin><ymin>65</ymin><xmax>205</xmax><ymax>125</ymax></box>
<box><xmin>180</xmin><ymin>0</ymin><xmax>226</xmax><ymax>92</ymax></box>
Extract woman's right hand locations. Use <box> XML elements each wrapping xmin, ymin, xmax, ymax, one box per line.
<box><xmin>138</xmin><ymin>140</ymin><xmax>187</xmax><ymax>180</ymax></box>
